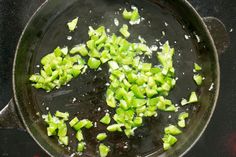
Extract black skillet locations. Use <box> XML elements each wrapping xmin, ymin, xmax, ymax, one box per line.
<box><xmin>0</xmin><ymin>0</ymin><xmax>230</xmax><ymax>156</ymax></box>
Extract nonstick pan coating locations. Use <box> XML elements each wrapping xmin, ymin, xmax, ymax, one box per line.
<box><xmin>13</xmin><ymin>0</ymin><xmax>219</xmax><ymax>156</ymax></box>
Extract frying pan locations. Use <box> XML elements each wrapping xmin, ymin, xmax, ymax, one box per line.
<box><xmin>0</xmin><ymin>0</ymin><xmax>230</xmax><ymax>156</ymax></box>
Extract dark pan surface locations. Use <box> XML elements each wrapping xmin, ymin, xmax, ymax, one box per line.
<box><xmin>13</xmin><ymin>0</ymin><xmax>219</xmax><ymax>156</ymax></box>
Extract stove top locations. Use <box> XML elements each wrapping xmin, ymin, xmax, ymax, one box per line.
<box><xmin>0</xmin><ymin>0</ymin><xmax>235</xmax><ymax>156</ymax></box>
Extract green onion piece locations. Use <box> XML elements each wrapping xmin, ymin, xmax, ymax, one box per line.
<box><xmin>59</xmin><ymin>136</ymin><xmax>69</xmax><ymax>146</ymax></box>
<box><xmin>194</xmin><ymin>63</ymin><xmax>202</xmax><ymax>71</ymax></box>
<box><xmin>55</xmin><ymin>111</ymin><xmax>69</xmax><ymax>120</ymax></box>
<box><xmin>67</xmin><ymin>17</ymin><xmax>78</xmax><ymax>32</ymax></box>
<box><xmin>193</xmin><ymin>74</ymin><xmax>203</xmax><ymax>85</ymax></box>
<box><xmin>164</xmin><ymin>125</ymin><xmax>182</xmax><ymax>135</ymax></box>
<box><xmin>119</xmin><ymin>24</ymin><xmax>130</xmax><ymax>38</ymax></box>
<box><xmin>100</xmin><ymin>113</ymin><xmax>111</xmax><ymax>125</ymax></box>
<box><xmin>99</xmin><ymin>143</ymin><xmax>110</xmax><ymax>157</ymax></box>
<box><xmin>88</xmin><ymin>57</ymin><xmax>101</xmax><ymax>69</ymax></box>
<box><xmin>96</xmin><ymin>133</ymin><xmax>107</xmax><ymax>141</ymax></box>
<box><xmin>76</xmin><ymin>130</ymin><xmax>84</xmax><ymax>141</ymax></box>
<box><xmin>69</xmin><ymin>117</ymin><xmax>79</xmax><ymax>127</ymax></box>
<box><xmin>77</xmin><ymin>142</ymin><xmax>86</xmax><ymax>152</ymax></box>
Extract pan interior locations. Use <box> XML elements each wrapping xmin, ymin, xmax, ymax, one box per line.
<box><xmin>14</xmin><ymin>0</ymin><xmax>219</xmax><ymax>156</ymax></box>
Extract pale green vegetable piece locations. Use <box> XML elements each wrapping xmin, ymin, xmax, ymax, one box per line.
<box><xmin>194</xmin><ymin>63</ymin><xmax>202</xmax><ymax>71</ymax></box>
<box><xmin>99</xmin><ymin>143</ymin><xmax>110</xmax><ymax>157</ymax></box>
<box><xmin>77</xmin><ymin>142</ymin><xmax>86</xmax><ymax>152</ymax></box>
<box><xmin>96</xmin><ymin>133</ymin><xmax>107</xmax><ymax>141</ymax></box>
<box><xmin>193</xmin><ymin>74</ymin><xmax>203</xmax><ymax>86</ymax></box>
<box><xmin>119</xmin><ymin>24</ymin><xmax>130</xmax><ymax>38</ymax></box>
<box><xmin>189</xmin><ymin>92</ymin><xmax>198</xmax><ymax>103</ymax></box>
<box><xmin>100</xmin><ymin>113</ymin><xmax>111</xmax><ymax>125</ymax></box>
<box><xmin>76</xmin><ymin>130</ymin><xmax>84</xmax><ymax>141</ymax></box>
<box><xmin>67</xmin><ymin>17</ymin><xmax>78</xmax><ymax>32</ymax></box>
<box><xmin>164</xmin><ymin>125</ymin><xmax>182</xmax><ymax>135</ymax></box>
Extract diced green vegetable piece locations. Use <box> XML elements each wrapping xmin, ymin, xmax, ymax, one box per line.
<box><xmin>164</xmin><ymin>125</ymin><xmax>182</xmax><ymax>135</ymax></box>
<box><xmin>162</xmin><ymin>134</ymin><xmax>177</xmax><ymax>150</ymax></box>
<box><xmin>178</xmin><ymin>112</ymin><xmax>189</xmax><ymax>128</ymax></box>
<box><xmin>88</xmin><ymin>57</ymin><xmax>101</xmax><ymax>69</ymax></box>
<box><xmin>85</xmin><ymin>120</ymin><xmax>93</xmax><ymax>129</ymax></box>
<box><xmin>131</xmin><ymin>85</ymin><xmax>145</xmax><ymax>98</ymax></box>
<box><xmin>77</xmin><ymin>142</ymin><xmax>86</xmax><ymax>152</ymax></box>
<box><xmin>96</xmin><ymin>133</ymin><xmax>107</xmax><ymax>141</ymax></box>
<box><xmin>130</xmin><ymin>7</ymin><xmax>140</xmax><ymax>21</ymax></box>
<box><xmin>163</xmin><ymin>142</ymin><xmax>171</xmax><ymax>151</ymax></box>
<box><xmin>189</xmin><ymin>92</ymin><xmax>198</xmax><ymax>103</ymax></box>
<box><xmin>29</xmin><ymin>74</ymin><xmax>41</xmax><ymax>82</ymax></box>
<box><xmin>163</xmin><ymin>134</ymin><xmax>177</xmax><ymax>145</ymax></box>
<box><xmin>119</xmin><ymin>99</ymin><xmax>129</xmax><ymax>110</ymax></box>
<box><xmin>178</xmin><ymin>120</ymin><xmax>186</xmax><ymax>128</ymax></box>
<box><xmin>181</xmin><ymin>98</ymin><xmax>188</xmax><ymax>106</ymax></box>
<box><xmin>70</xmin><ymin>44</ymin><xmax>88</xmax><ymax>56</ymax></box>
<box><xmin>67</xmin><ymin>17</ymin><xmax>78</xmax><ymax>32</ymax></box>
<box><xmin>142</xmin><ymin>63</ymin><xmax>152</xmax><ymax>72</ymax></box>
<box><xmin>108</xmin><ymin>61</ymin><xmax>119</xmax><ymax>70</ymax></box>
<box><xmin>55</xmin><ymin>111</ymin><xmax>69</xmax><ymax>120</ymax></box>
<box><xmin>133</xmin><ymin>117</ymin><xmax>142</xmax><ymax>126</ymax></box>
<box><xmin>115</xmin><ymin>88</ymin><xmax>127</xmax><ymax>100</ymax></box>
<box><xmin>193</xmin><ymin>74</ymin><xmax>203</xmax><ymax>85</ymax></box>
<box><xmin>58</xmin><ymin>122</ymin><xmax>67</xmax><ymax>137</ymax></box>
<box><xmin>47</xmin><ymin>123</ymin><xmax>57</xmax><ymax>136</ymax></box>
<box><xmin>194</xmin><ymin>63</ymin><xmax>202</xmax><ymax>71</ymax></box>
<box><xmin>86</xmin><ymin>40</ymin><xmax>95</xmax><ymax>50</ymax></box>
<box><xmin>59</xmin><ymin>136</ymin><xmax>69</xmax><ymax>145</ymax></box>
<box><xmin>61</xmin><ymin>47</ymin><xmax>68</xmax><ymax>55</ymax></box>
<box><xmin>164</xmin><ymin>105</ymin><xmax>176</xmax><ymax>112</ymax></box>
<box><xmin>107</xmin><ymin>124</ymin><xmax>123</xmax><ymax>132</ymax></box>
<box><xmin>178</xmin><ymin>112</ymin><xmax>189</xmax><ymax>120</ymax></box>
<box><xmin>53</xmin><ymin>47</ymin><xmax>62</xmax><ymax>57</ymax></box>
<box><xmin>122</xmin><ymin>9</ymin><xmax>132</xmax><ymax>20</ymax></box>
<box><xmin>41</xmin><ymin>53</ymin><xmax>55</xmax><ymax>65</ymax></box>
<box><xmin>124</xmin><ymin>128</ymin><xmax>134</xmax><ymax>137</ymax></box>
<box><xmin>106</xmin><ymin>94</ymin><xmax>116</xmax><ymax>108</ymax></box>
<box><xmin>99</xmin><ymin>143</ymin><xmax>110</xmax><ymax>157</ymax></box>
<box><xmin>100</xmin><ymin>113</ymin><xmax>111</xmax><ymax>125</ymax></box>
<box><xmin>132</xmin><ymin>98</ymin><xmax>146</xmax><ymax>108</ymax></box>
<box><xmin>69</xmin><ymin>117</ymin><xmax>79</xmax><ymax>127</ymax></box>
<box><xmin>76</xmin><ymin>130</ymin><xmax>84</xmax><ymax>141</ymax></box>
<box><xmin>73</xmin><ymin>119</ymin><xmax>93</xmax><ymax>130</ymax></box>
<box><xmin>100</xmin><ymin>50</ymin><xmax>111</xmax><ymax>63</ymax></box>
<box><xmin>119</xmin><ymin>24</ymin><xmax>130</xmax><ymax>38</ymax></box>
